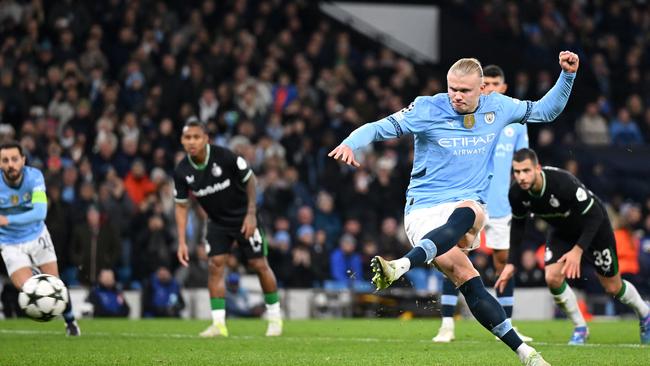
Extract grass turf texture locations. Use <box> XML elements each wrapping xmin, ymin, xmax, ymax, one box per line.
<box><xmin>1</xmin><ymin>319</ymin><xmax>648</xmax><ymax>365</ymax></box>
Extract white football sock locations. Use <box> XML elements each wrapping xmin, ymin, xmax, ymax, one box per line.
<box><xmin>393</xmin><ymin>257</ymin><xmax>411</xmax><ymax>279</ymax></box>
<box><xmin>516</xmin><ymin>343</ymin><xmax>535</xmax><ymax>362</ymax></box>
<box><xmin>266</xmin><ymin>302</ymin><xmax>282</xmax><ymax>321</ymax></box>
<box><xmin>552</xmin><ymin>283</ymin><xmax>586</xmax><ymax>327</ymax></box>
<box><xmin>211</xmin><ymin>309</ymin><xmax>226</xmax><ymax>325</ymax></box>
<box><xmin>441</xmin><ymin>317</ymin><xmax>455</xmax><ymax>329</ymax></box>
<box><xmin>616</xmin><ymin>280</ymin><xmax>650</xmax><ymax>318</ymax></box>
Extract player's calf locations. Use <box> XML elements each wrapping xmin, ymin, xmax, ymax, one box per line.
<box><xmin>458</xmin><ymin>276</ymin><xmax>540</xmax><ymax>364</ymax></box>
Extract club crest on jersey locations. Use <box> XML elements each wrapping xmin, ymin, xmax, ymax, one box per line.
<box><xmin>549</xmin><ymin>194</ymin><xmax>560</xmax><ymax>208</ymax></box>
<box><xmin>484</xmin><ymin>112</ymin><xmax>495</xmax><ymax>124</ymax></box>
<box><xmin>10</xmin><ymin>195</ymin><xmax>19</xmax><ymax>205</ymax></box>
<box><xmin>463</xmin><ymin>114</ymin><xmax>475</xmax><ymax>129</ymax></box>
<box><xmin>545</xmin><ymin>247</ymin><xmax>553</xmax><ymax>262</ymax></box>
<box><xmin>185</xmin><ymin>175</ymin><xmax>195</xmax><ymax>184</ymax></box>
<box><xmin>211</xmin><ymin>163</ymin><xmax>222</xmax><ymax>177</ymax></box>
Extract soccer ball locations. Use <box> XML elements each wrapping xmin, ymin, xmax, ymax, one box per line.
<box><xmin>18</xmin><ymin>274</ymin><xmax>69</xmax><ymax>321</ymax></box>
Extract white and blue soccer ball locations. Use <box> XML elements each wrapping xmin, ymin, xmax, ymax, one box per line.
<box><xmin>18</xmin><ymin>274</ymin><xmax>68</xmax><ymax>322</ymax></box>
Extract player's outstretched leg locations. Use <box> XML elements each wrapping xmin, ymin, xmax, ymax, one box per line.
<box><xmin>458</xmin><ymin>276</ymin><xmax>549</xmax><ymax>365</ymax></box>
<box><xmin>433</xmin><ymin>278</ymin><xmax>458</xmax><ymax>342</ymax></box>
<box><xmin>371</xmin><ymin>207</ymin><xmax>476</xmax><ymax>290</ymax></box>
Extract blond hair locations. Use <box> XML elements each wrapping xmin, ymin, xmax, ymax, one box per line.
<box><xmin>448</xmin><ymin>58</ymin><xmax>483</xmax><ymax>78</ymax></box>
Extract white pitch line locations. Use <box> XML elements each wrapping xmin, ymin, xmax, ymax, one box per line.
<box><xmin>0</xmin><ymin>329</ymin><xmax>647</xmax><ymax>349</ymax></box>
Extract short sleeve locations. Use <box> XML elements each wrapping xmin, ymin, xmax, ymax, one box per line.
<box><xmin>388</xmin><ymin>96</ymin><xmax>432</xmax><ymax>135</ymax></box>
<box><xmin>30</xmin><ymin>169</ymin><xmax>46</xmax><ymax>192</ymax></box>
<box><xmin>173</xmin><ymin>169</ymin><xmax>190</xmax><ymax>203</ymax></box>
<box><xmin>30</xmin><ymin>169</ymin><xmax>47</xmax><ymax>204</ymax></box>
<box><xmin>495</xmin><ymin>93</ymin><xmax>533</xmax><ymax>125</ymax></box>
<box><xmin>561</xmin><ymin>174</ymin><xmax>595</xmax><ymax>215</ymax></box>
<box><xmin>223</xmin><ymin>148</ymin><xmax>252</xmax><ymax>183</ymax></box>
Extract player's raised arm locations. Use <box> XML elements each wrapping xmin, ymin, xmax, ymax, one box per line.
<box><xmin>502</xmin><ymin>51</ymin><xmax>579</xmax><ymax>125</ymax></box>
<box><xmin>329</xmin><ymin>97</ymin><xmax>429</xmax><ymax>167</ymax></box>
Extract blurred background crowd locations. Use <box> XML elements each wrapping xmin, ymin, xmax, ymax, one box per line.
<box><xmin>0</xmin><ymin>0</ymin><xmax>649</xmax><ymax>316</ymax></box>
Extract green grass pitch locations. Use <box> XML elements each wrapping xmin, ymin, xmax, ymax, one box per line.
<box><xmin>1</xmin><ymin>318</ymin><xmax>648</xmax><ymax>365</ymax></box>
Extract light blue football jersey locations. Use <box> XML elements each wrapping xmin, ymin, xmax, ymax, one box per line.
<box><xmin>486</xmin><ymin>122</ymin><xmax>529</xmax><ymax>218</ymax></box>
<box><xmin>342</xmin><ymin>71</ymin><xmax>575</xmax><ymax>215</ymax></box>
<box><xmin>0</xmin><ymin>166</ymin><xmax>46</xmax><ymax>244</ymax></box>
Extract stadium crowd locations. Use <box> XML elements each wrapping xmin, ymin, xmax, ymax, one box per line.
<box><xmin>0</xmin><ymin>0</ymin><xmax>648</xmax><ymax>305</ymax></box>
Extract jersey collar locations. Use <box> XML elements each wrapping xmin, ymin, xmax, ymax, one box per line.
<box><xmin>1</xmin><ymin>168</ymin><xmax>25</xmax><ymax>189</ymax></box>
<box><xmin>188</xmin><ymin>144</ymin><xmax>210</xmax><ymax>170</ymax></box>
<box><xmin>527</xmin><ymin>170</ymin><xmax>546</xmax><ymax>198</ymax></box>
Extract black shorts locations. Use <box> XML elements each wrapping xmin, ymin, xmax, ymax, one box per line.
<box><xmin>544</xmin><ymin>220</ymin><xmax>619</xmax><ymax>277</ymax></box>
<box><xmin>206</xmin><ymin>221</ymin><xmax>268</xmax><ymax>260</ymax></box>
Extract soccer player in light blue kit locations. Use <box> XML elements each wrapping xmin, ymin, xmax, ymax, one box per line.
<box><xmin>433</xmin><ymin>65</ymin><xmax>532</xmax><ymax>343</ymax></box>
<box><xmin>0</xmin><ymin>141</ymin><xmax>80</xmax><ymax>335</ymax></box>
<box><xmin>330</xmin><ymin>51</ymin><xmax>580</xmax><ymax>366</ymax></box>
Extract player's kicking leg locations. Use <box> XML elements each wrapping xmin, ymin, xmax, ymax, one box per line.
<box><xmin>40</xmin><ymin>261</ymin><xmax>80</xmax><ymax>336</ymax></box>
<box><xmin>544</xmin><ymin>263</ymin><xmax>588</xmax><ymax>345</ymax></box>
<box><xmin>372</xmin><ymin>201</ymin><xmax>485</xmax><ymax>289</ymax></box>
<box><xmin>438</xmin><ymin>248</ymin><xmax>549</xmax><ymax>365</ymax></box>
<box><xmin>371</xmin><ymin>202</ymin><xmax>549</xmax><ymax>365</ymax></box>
<box><xmin>248</xmin><ymin>257</ymin><xmax>282</xmax><ymax>337</ymax></box>
<box><xmin>201</xmin><ymin>254</ymin><xmax>229</xmax><ymax>337</ymax></box>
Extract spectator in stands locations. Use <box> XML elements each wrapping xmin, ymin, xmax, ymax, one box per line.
<box><xmin>515</xmin><ymin>249</ymin><xmax>546</xmax><ymax>288</ymax></box>
<box><xmin>615</xmin><ymin>204</ymin><xmax>644</xmax><ymax>298</ymax></box>
<box><xmin>225</xmin><ymin>272</ymin><xmax>265</xmax><ymax>318</ymax></box>
<box><xmin>133</xmin><ymin>213</ymin><xmax>175</xmax><ymax>280</ymax></box>
<box><xmin>610</xmin><ymin>108</ymin><xmax>644</xmax><ymax>146</ymax></box>
<box><xmin>287</xmin><ymin>225</ymin><xmax>327</xmax><ymax>288</ymax></box>
<box><xmin>70</xmin><ymin>205</ymin><xmax>121</xmax><ymax>284</ymax></box>
<box><xmin>87</xmin><ymin>268</ymin><xmax>130</xmax><ymax>318</ymax></box>
<box><xmin>267</xmin><ymin>220</ymin><xmax>292</xmax><ymax>285</ymax></box>
<box><xmin>142</xmin><ymin>266</ymin><xmax>185</xmax><ymax>318</ymax></box>
<box><xmin>123</xmin><ymin>159</ymin><xmax>157</xmax><ymax>206</ymax></box>
<box><xmin>314</xmin><ymin>190</ymin><xmax>341</xmax><ymax>251</ymax></box>
<box><xmin>575</xmin><ymin>102</ymin><xmax>610</xmax><ymax>145</ymax></box>
<box><xmin>329</xmin><ymin>234</ymin><xmax>362</xmax><ymax>284</ymax></box>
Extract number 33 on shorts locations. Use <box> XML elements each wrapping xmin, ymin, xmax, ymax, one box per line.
<box><xmin>592</xmin><ymin>248</ymin><xmax>613</xmax><ymax>272</ymax></box>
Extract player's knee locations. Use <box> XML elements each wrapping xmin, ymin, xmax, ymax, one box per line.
<box><xmin>601</xmin><ymin>279</ymin><xmax>621</xmax><ymax>296</ymax></box>
<box><xmin>247</xmin><ymin>258</ymin><xmax>268</xmax><ymax>273</ymax></box>
<box><xmin>457</xmin><ymin>201</ymin><xmax>486</xmax><ymax>229</ymax></box>
<box><xmin>544</xmin><ymin>271</ymin><xmax>564</xmax><ymax>289</ymax></box>
<box><xmin>456</xmin><ymin>266</ymin><xmax>480</xmax><ymax>285</ymax></box>
<box><xmin>208</xmin><ymin>256</ymin><xmax>226</xmax><ymax>274</ymax></box>
<box><xmin>492</xmin><ymin>250</ymin><xmax>508</xmax><ymax>272</ymax></box>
